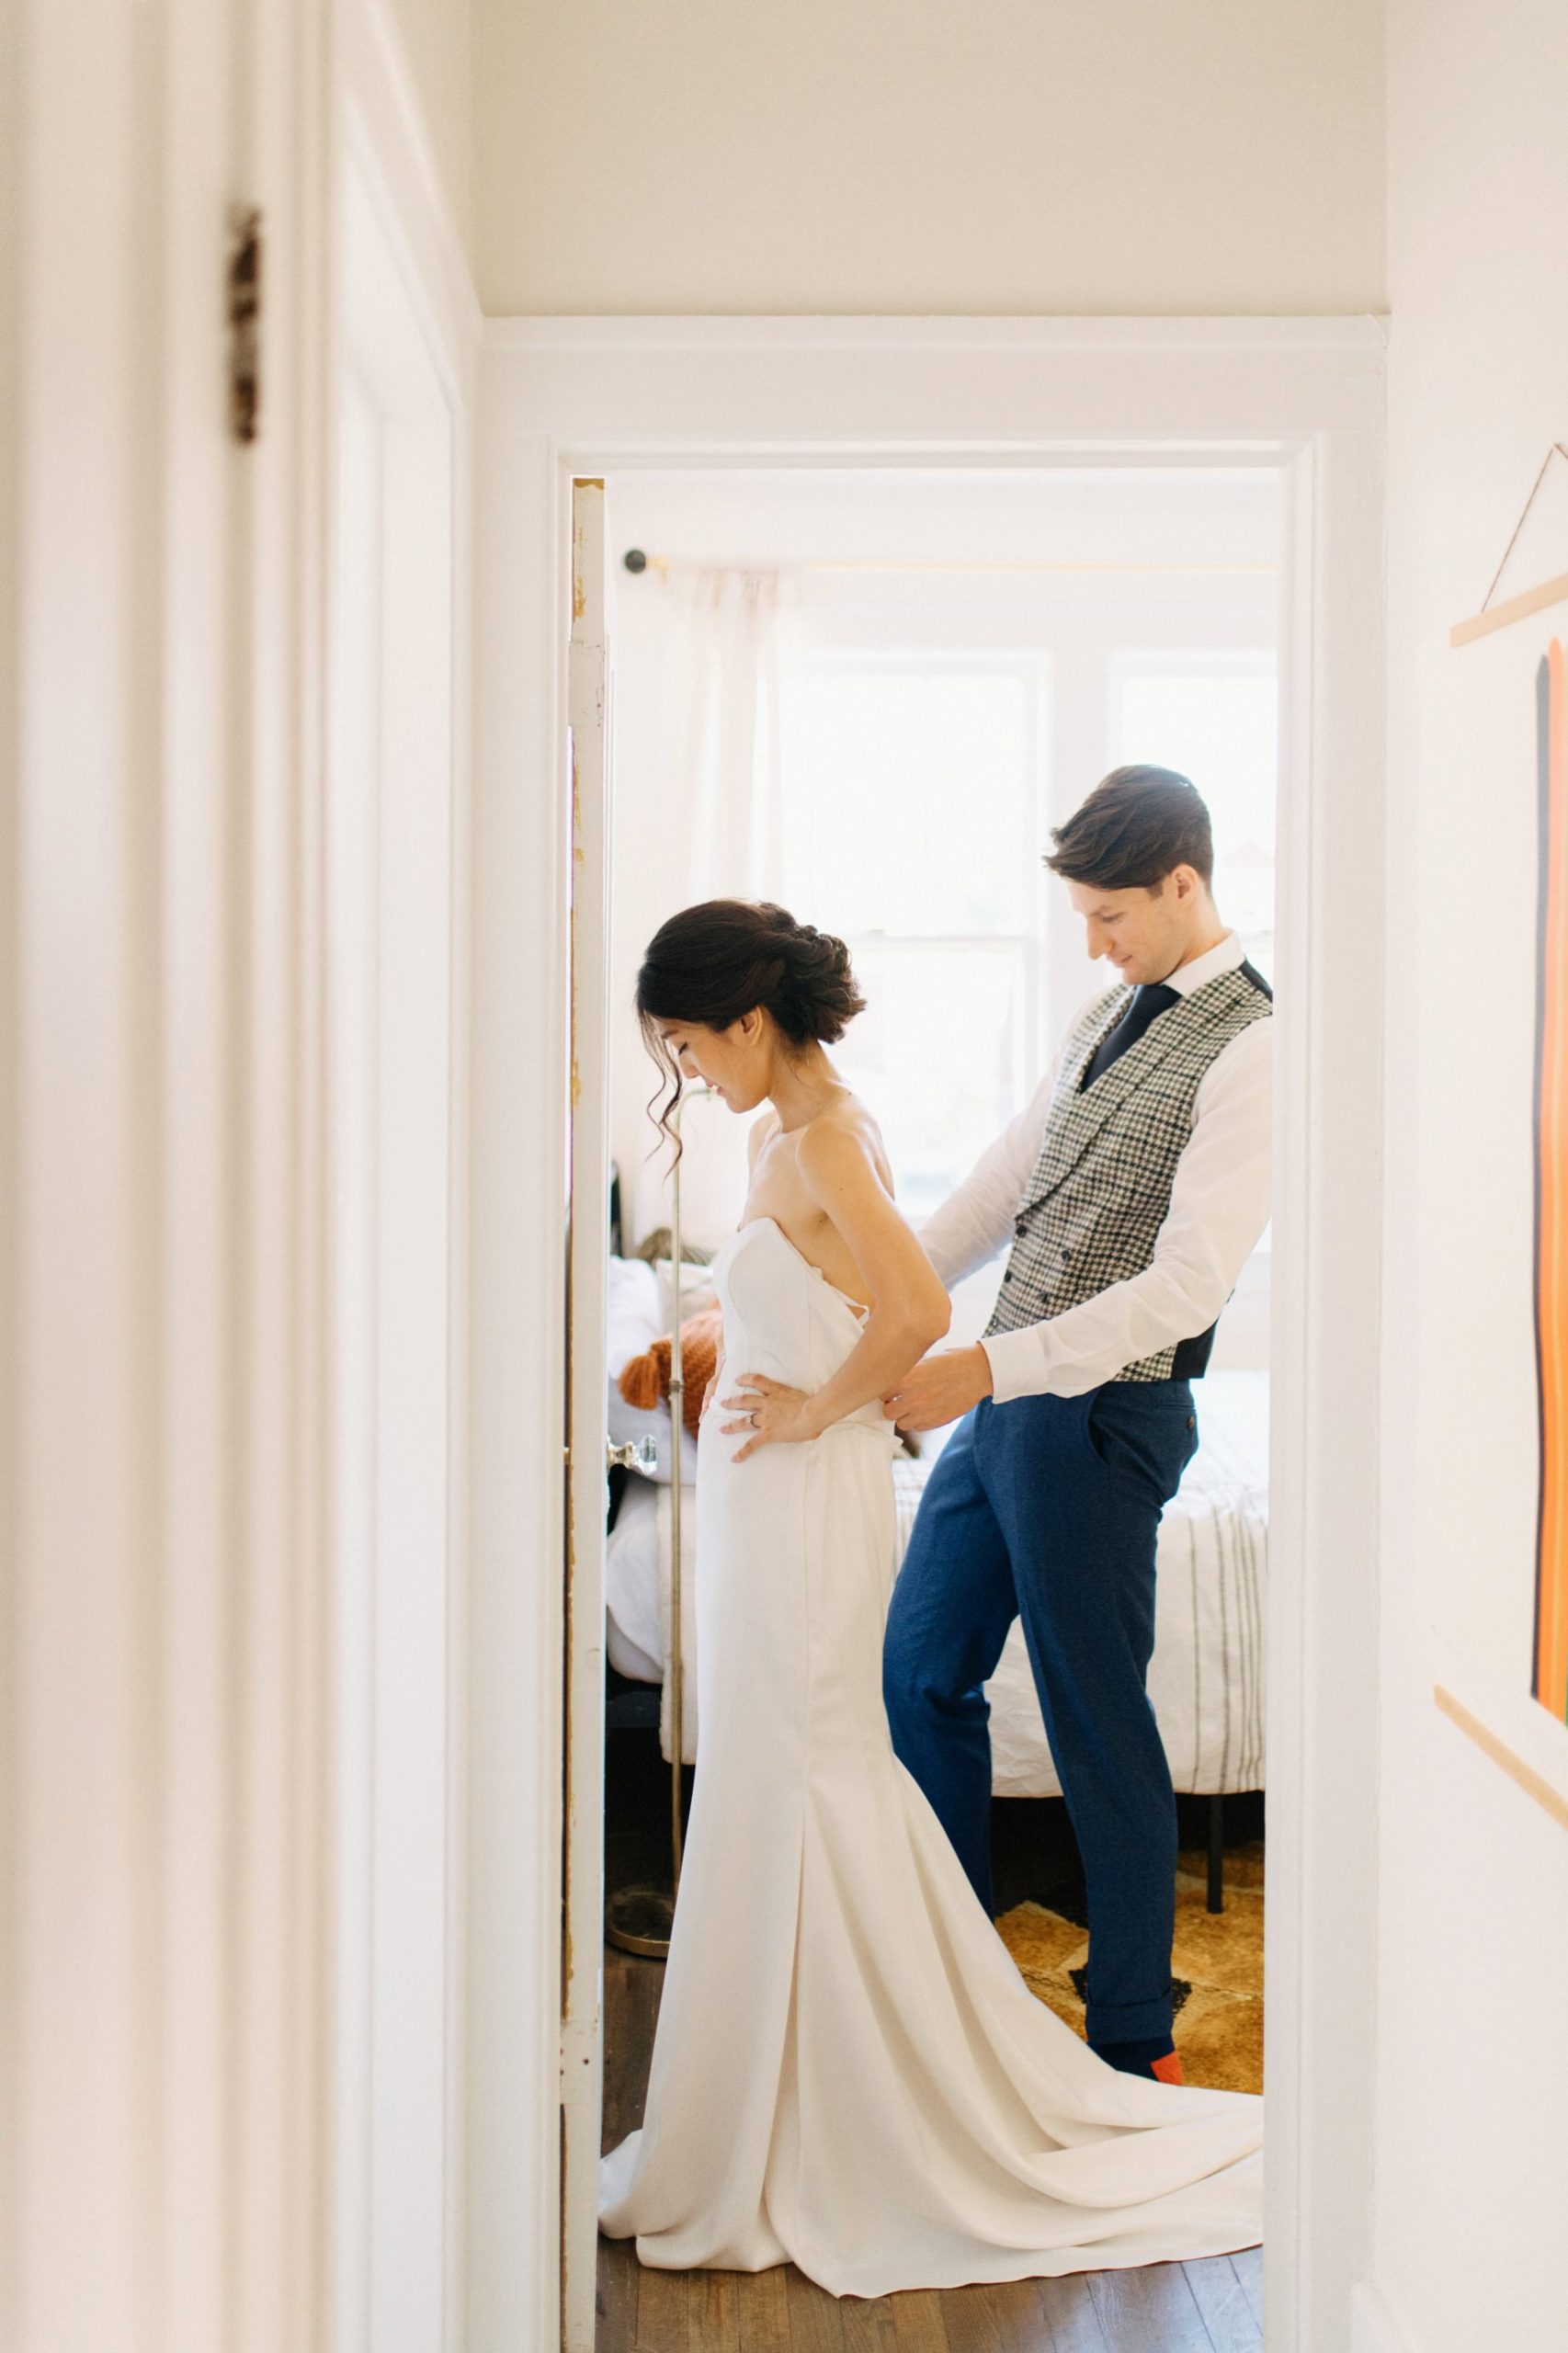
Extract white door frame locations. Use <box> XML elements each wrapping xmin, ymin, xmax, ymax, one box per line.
<box><xmin>336</xmin><ymin>6</ymin><xmax>479</xmax><ymax>2347</ymax></box>
<box><xmin>467</xmin><ymin>316</ymin><xmax>1387</xmax><ymax>2353</ymax></box>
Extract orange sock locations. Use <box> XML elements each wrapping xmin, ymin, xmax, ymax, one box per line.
<box><xmin>1150</xmin><ymin>2050</ymin><xmax>1185</xmax><ymax>2086</ymax></box>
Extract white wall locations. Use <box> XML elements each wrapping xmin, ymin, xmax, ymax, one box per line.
<box><xmin>474</xmin><ymin>0</ymin><xmax>1386</xmax><ymax>316</ymax></box>
<box><xmin>1379</xmin><ymin>6</ymin><xmax>1568</xmax><ymax>2349</ymax></box>
<box><xmin>385</xmin><ymin>0</ymin><xmax>474</xmax><ymax>255</ymax></box>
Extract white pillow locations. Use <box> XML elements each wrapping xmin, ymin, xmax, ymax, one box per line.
<box><xmin>607</xmin><ymin>1255</ymin><xmax>662</xmax><ymax>1377</ymax></box>
<box><xmin>651</xmin><ymin>1257</ymin><xmax>720</xmax><ymax>1330</ymax></box>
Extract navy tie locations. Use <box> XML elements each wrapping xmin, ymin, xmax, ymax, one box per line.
<box><xmin>1081</xmin><ymin>982</ymin><xmax>1180</xmax><ymax>1090</ymax></box>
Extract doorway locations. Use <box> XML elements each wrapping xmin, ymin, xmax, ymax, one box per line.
<box><xmin>590</xmin><ymin>462</ymin><xmax>1277</xmax><ymax>2349</ymax></box>
<box><xmin>466</xmin><ymin>316</ymin><xmax>1385</xmax><ymax>2353</ymax></box>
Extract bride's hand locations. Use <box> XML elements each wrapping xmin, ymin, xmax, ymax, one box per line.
<box><xmin>719</xmin><ymin>1373</ymin><xmax>821</xmax><ymax>1461</ymax></box>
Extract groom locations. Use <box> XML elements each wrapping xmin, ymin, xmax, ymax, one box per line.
<box><xmin>881</xmin><ymin>764</ymin><xmax>1272</xmax><ymax>2086</ymax></box>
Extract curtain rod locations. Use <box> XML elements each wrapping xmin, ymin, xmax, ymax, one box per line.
<box><xmin>620</xmin><ymin>549</ymin><xmax>1273</xmax><ymax>578</ymax></box>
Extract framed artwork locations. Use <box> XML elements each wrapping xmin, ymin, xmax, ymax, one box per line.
<box><xmin>1431</xmin><ymin>642</ymin><xmax>1568</xmax><ymax>1813</ymax></box>
<box><xmin>1439</xmin><ymin>472</ymin><xmax>1568</xmax><ymax>1815</ymax></box>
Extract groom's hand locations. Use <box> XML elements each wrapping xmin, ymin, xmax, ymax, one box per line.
<box><xmin>882</xmin><ymin>1343</ymin><xmax>993</xmax><ymax>1433</ymax></box>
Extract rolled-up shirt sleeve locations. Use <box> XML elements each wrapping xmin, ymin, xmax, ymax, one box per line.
<box><xmin>977</xmin><ymin>1016</ymin><xmax>1273</xmax><ymax>1403</ymax></box>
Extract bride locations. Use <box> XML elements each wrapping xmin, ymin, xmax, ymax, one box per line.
<box><xmin>598</xmin><ymin>898</ymin><xmax>1262</xmax><ymax>2300</ymax></box>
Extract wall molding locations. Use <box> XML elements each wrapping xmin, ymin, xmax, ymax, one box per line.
<box><xmin>483</xmin><ymin>313</ymin><xmax>1389</xmax><ymax>358</ymax></box>
<box><xmin>337</xmin><ymin>11</ymin><xmax>480</xmax><ymax>2351</ymax></box>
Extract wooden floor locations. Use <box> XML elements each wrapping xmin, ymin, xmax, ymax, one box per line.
<box><xmin>597</xmin><ymin>1946</ymin><xmax>1262</xmax><ymax>2352</ymax></box>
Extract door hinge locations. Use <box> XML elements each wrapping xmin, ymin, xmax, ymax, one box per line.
<box><xmin>227</xmin><ymin>204</ymin><xmax>262</xmax><ymax>446</ymax></box>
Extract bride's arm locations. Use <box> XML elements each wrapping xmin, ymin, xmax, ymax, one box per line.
<box><xmin>719</xmin><ymin>1122</ymin><xmax>949</xmax><ymax>1459</ymax></box>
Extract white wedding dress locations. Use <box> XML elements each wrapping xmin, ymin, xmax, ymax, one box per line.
<box><xmin>598</xmin><ymin>1214</ymin><xmax>1263</xmax><ymax>2299</ymax></box>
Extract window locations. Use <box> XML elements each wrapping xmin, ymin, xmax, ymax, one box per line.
<box><xmin>1110</xmin><ymin>653</ymin><xmax>1278</xmax><ymax>978</ymax></box>
<box><xmin>781</xmin><ymin>655</ymin><xmax>1049</xmax><ymax>1218</ymax></box>
<box><xmin>773</xmin><ymin>646</ymin><xmax>1277</xmax><ymax>1223</ymax></box>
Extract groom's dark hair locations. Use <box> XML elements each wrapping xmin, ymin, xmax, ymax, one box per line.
<box><xmin>1045</xmin><ymin>766</ymin><xmax>1214</xmax><ymax>891</ymax></box>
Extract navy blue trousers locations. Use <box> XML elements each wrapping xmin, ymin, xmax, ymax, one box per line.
<box><xmin>882</xmin><ymin>1381</ymin><xmax>1199</xmax><ymax>2049</ymax></box>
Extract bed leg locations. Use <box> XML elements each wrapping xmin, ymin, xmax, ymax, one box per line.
<box><xmin>1207</xmin><ymin>1791</ymin><xmax>1224</xmax><ymax>1914</ymax></box>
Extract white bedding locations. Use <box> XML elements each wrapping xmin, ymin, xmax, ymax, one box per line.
<box><xmin>607</xmin><ymin>1370</ymin><xmax>1268</xmax><ymax>1796</ymax></box>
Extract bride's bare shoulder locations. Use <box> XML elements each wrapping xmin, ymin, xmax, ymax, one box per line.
<box><xmin>798</xmin><ymin>1094</ymin><xmax>894</xmax><ymax>1190</ymax></box>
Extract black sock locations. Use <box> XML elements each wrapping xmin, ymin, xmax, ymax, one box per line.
<box><xmin>1091</xmin><ymin>2033</ymin><xmax>1175</xmax><ymax>2079</ymax></box>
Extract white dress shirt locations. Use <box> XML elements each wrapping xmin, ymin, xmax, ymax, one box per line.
<box><xmin>918</xmin><ymin>934</ymin><xmax>1272</xmax><ymax>1403</ymax></box>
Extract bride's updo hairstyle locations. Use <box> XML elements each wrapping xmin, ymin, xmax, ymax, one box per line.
<box><xmin>636</xmin><ymin>898</ymin><xmax>865</xmax><ymax>1147</ymax></box>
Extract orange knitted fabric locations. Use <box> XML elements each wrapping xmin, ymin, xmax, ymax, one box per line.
<box><xmin>617</xmin><ymin>1310</ymin><xmax>723</xmax><ymax>1440</ymax></box>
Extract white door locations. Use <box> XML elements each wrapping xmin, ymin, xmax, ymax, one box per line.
<box><xmin>329</xmin><ymin>154</ymin><xmax>460</xmax><ymax>2353</ymax></box>
<box><xmin>562</xmin><ymin>478</ymin><xmax>613</xmax><ymax>2351</ymax></box>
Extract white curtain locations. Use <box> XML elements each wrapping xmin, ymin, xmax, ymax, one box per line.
<box><xmin>668</xmin><ymin>565</ymin><xmax>796</xmax><ymax>903</ymax></box>
<box><xmin>627</xmin><ymin>565</ymin><xmax>800</xmax><ymax>1250</ymax></box>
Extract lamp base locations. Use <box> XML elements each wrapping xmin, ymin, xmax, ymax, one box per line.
<box><xmin>605</xmin><ymin>1881</ymin><xmax>675</xmax><ymax>1959</ymax></box>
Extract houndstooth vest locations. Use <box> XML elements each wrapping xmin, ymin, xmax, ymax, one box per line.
<box><xmin>984</xmin><ymin>963</ymin><xmax>1273</xmax><ymax>1384</ymax></box>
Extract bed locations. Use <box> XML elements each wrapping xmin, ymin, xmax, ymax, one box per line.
<box><xmin>604</xmin><ymin>1250</ymin><xmax>1268</xmax><ymax>1807</ymax></box>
